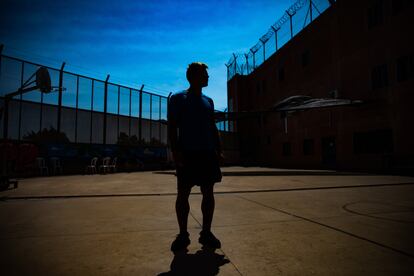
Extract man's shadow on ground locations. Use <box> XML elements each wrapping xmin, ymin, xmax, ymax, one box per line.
<box><xmin>158</xmin><ymin>248</ymin><xmax>230</xmax><ymax>276</ymax></box>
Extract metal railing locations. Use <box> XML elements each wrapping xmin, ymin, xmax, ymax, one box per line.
<box><xmin>226</xmin><ymin>0</ymin><xmax>335</xmax><ymax>80</ymax></box>
<box><xmin>0</xmin><ymin>53</ymin><xmax>169</xmax><ymax>145</ymax></box>
<box><xmin>0</xmin><ymin>52</ymin><xmax>233</xmax><ymax>146</ymax></box>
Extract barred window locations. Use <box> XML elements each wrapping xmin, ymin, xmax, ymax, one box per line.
<box><xmin>367</xmin><ymin>0</ymin><xmax>384</xmax><ymax>29</ymax></box>
<box><xmin>371</xmin><ymin>64</ymin><xmax>388</xmax><ymax>90</ymax></box>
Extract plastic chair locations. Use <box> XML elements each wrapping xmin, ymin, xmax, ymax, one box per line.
<box><xmin>36</xmin><ymin>157</ymin><xmax>49</xmax><ymax>176</ymax></box>
<box><xmin>109</xmin><ymin>157</ymin><xmax>117</xmax><ymax>173</ymax></box>
<box><xmin>17</xmin><ymin>143</ymin><xmax>38</xmax><ymax>177</ymax></box>
<box><xmin>50</xmin><ymin>157</ymin><xmax>63</xmax><ymax>175</ymax></box>
<box><xmin>99</xmin><ymin>157</ymin><xmax>111</xmax><ymax>174</ymax></box>
<box><xmin>86</xmin><ymin>157</ymin><xmax>98</xmax><ymax>174</ymax></box>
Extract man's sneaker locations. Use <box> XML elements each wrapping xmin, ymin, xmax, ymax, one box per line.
<box><xmin>171</xmin><ymin>232</ymin><xmax>190</xmax><ymax>252</ymax></box>
<box><xmin>198</xmin><ymin>230</ymin><xmax>221</xmax><ymax>249</ymax></box>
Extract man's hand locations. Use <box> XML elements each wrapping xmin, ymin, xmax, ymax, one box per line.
<box><xmin>172</xmin><ymin>151</ymin><xmax>184</xmax><ymax>168</ymax></box>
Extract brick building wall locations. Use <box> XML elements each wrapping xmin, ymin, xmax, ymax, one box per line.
<box><xmin>227</xmin><ymin>0</ymin><xmax>413</xmax><ymax>171</ymax></box>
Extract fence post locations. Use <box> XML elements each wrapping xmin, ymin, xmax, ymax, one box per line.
<box><xmin>167</xmin><ymin>92</ymin><xmax>172</xmax><ymax>146</ymax></box>
<box><xmin>287</xmin><ymin>10</ymin><xmax>294</xmax><ymax>39</ymax></box>
<box><xmin>57</xmin><ymin>62</ymin><xmax>66</xmax><ymax>136</ymax></box>
<box><xmin>232</xmin><ymin>53</ymin><xmax>237</xmax><ymax>75</ymax></box>
<box><xmin>224</xmin><ymin>108</ymin><xmax>228</xmax><ymax>132</ymax></box>
<box><xmin>75</xmin><ymin>76</ymin><xmax>79</xmax><ymax>143</ymax></box>
<box><xmin>260</xmin><ymin>38</ymin><xmax>266</xmax><ymax>62</ymax></box>
<box><xmin>149</xmin><ymin>94</ymin><xmax>152</xmax><ymax>144</ymax></box>
<box><xmin>158</xmin><ymin>96</ymin><xmax>161</xmax><ymax>144</ymax></box>
<box><xmin>129</xmin><ymin>88</ymin><xmax>132</xmax><ymax>137</ymax></box>
<box><xmin>138</xmin><ymin>84</ymin><xmax>144</xmax><ymax>143</ymax></box>
<box><xmin>225</xmin><ymin>63</ymin><xmax>230</xmax><ymax>80</ymax></box>
<box><xmin>117</xmin><ymin>85</ymin><xmax>120</xmax><ymax>143</ymax></box>
<box><xmin>271</xmin><ymin>26</ymin><xmax>279</xmax><ymax>51</ymax></box>
<box><xmin>103</xmin><ymin>74</ymin><xmax>110</xmax><ymax>145</ymax></box>
<box><xmin>40</xmin><ymin>78</ymin><xmax>44</xmax><ymax>137</ymax></box>
<box><xmin>309</xmin><ymin>0</ymin><xmax>313</xmax><ymax>22</ymax></box>
<box><xmin>17</xmin><ymin>61</ymin><xmax>24</xmax><ymax>141</ymax></box>
<box><xmin>244</xmin><ymin>54</ymin><xmax>249</xmax><ymax>74</ymax></box>
<box><xmin>250</xmin><ymin>49</ymin><xmax>256</xmax><ymax>70</ymax></box>
<box><xmin>90</xmin><ymin>80</ymin><xmax>94</xmax><ymax>144</ymax></box>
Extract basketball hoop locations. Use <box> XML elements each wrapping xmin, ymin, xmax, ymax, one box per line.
<box><xmin>4</xmin><ymin>66</ymin><xmax>65</xmax><ymax>99</ymax></box>
<box><xmin>35</xmin><ymin>67</ymin><xmax>52</xmax><ymax>93</ymax></box>
<box><xmin>35</xmin><ymin>67</ymin><xmax>67</xmax><ymax>93</ymax></box>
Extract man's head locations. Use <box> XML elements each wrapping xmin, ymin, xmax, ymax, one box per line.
<box><xmin>186</xmin><ymin>62</ymin><xmax>209</xmax><ymax>88</ymax></box>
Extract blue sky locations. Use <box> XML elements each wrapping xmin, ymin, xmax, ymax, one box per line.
<box><xmin>0</xmin><ymin>0</ymin><xmax>292</xmax><ymax>110</ymax></box>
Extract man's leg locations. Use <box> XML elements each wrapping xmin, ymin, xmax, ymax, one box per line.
<box><xmin>176</xmin><ymin>187</ymin><xmax>192</xmax><ymax>234</ymax></box>
<box><xmin>199</xmin><ymin>183</ymin><xmax>221</xmax><ymax>248</ymax></box>
<box><xmin>200</xmin><ymin>184</ymin><xmax>215</xmax><ymax>231</ymax></box>
<box><xmin>171</xmin><ymin>186</ymin><xmax>192</xmax><ymax>251</ymax></box>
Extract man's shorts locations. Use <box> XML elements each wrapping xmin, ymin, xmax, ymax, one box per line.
<box><xmin>176</xmin><ymin>150</ymin><xmax>222</xmax><ymax>191</ymax></box>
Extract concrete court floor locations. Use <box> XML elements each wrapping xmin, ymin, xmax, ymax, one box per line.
<box><xmin>0</xmin><ymin>167</ymin><xmax>414</xmax><ymax>275</ymax></box>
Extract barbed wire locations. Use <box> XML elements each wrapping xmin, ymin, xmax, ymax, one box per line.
<box><xmin>2</xmin><ymin>45</ymin><xmax>171</xmax><ymax>97</ymax></box>
<box><xmin>227</xmin><ymin>0</ymin><xmax>334</xmax><ymax>80</ymax></box>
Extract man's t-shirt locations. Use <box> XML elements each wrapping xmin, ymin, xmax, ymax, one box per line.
<box><xmin>168</xmin><ymin>90</ymin><xmax>216</xmax><ymax>151</ymax></box>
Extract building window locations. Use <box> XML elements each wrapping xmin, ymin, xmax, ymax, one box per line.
<box><xmin>353</xmin><ymin>129</ymin><xmax>393</xmax><ymax>154</ymax></box>
<box><xmin>367</xmin><ymin>0</ymin><xmax>384</xmax><ymax>29</ymax></box>
<box><xmin>396</xmin><ymin>55</ymin><xmax>414</xmax><ymax>82</ymax></box>
<box><xmin>278</xmin><ymin>67</ymin><xmax>285</xmax><ymax>81</ymax></box>
<box><xmin>371</xmin><ymin>64</ymin><xmax>388</xmax><ymax>90</ymax></box>
<box><xmin>301</xmin><ymin>50</ymin><xmax>310</xmax><ymax>67</ymax></box>
<box><xmin>282</xmin><ymin>142</ymin><xmax>291</xmax><ymax>156</ymax></box>
<box><xmin>303</xmin><ymin>139</ymin><xmax>314</xmax><ymax>155</ymax></box>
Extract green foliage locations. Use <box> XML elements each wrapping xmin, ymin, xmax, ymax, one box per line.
<box><xmin>22</xmin><ymin>127</ymin><xmax>70</xmax><ymax>143</ymax></box>
<box><xmin>117</xmin><ymin>132</ymin><xmax>165</xmax><ymax>146</ymax></box>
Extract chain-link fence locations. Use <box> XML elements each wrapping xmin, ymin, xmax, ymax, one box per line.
<box><xmin>226</xmin><ymin>0</ymin><xmax>335</xmax><ymax>80</ymax></box>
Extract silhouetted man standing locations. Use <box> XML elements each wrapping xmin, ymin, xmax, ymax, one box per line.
<box><xmin>168</xmin><ymin>62</ymin><xmax>222</xmax><ymax>252</ymax></box>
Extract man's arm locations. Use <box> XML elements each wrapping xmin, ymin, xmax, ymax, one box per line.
<box><xmin>167</xmin><ymin>118</ymin><xmax>178</xmax><ymax>153</ymax></box>
<box><xmin>167</xmin><ymin>95</ymin><xmax>182</xmax><ymax>166</ymax></box>
<box><xmin>168</xmin><ymin>119</ymin><xmax>183</xmax><ymax>166</ymax></box>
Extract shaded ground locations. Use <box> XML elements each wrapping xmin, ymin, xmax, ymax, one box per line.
<box><xmin>1</xmin><ymin>167</ymin><xmax>413</xmax><ymax>275</ymax></box>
